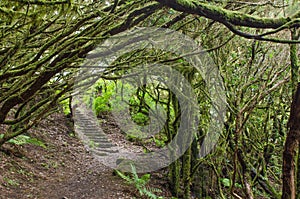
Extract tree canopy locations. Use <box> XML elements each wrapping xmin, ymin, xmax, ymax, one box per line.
<box><xmin>0</xmin><ymin>0</ymin><xmax>299</xmax><ymax>198</ymax></box>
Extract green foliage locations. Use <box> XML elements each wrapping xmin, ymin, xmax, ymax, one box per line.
<box><xmin>3</xmin><ymin>177</ymin><xmax>19</xmax><ymax>186</ymax></box>
<box><xmin>0</xmin><ymin>134</ymin><xmax>46</xmax><ymax>148</ymax></box>
<box><xmin>131</xmin><ymin>112</ymin><xmax>149</xmax><ymax>125</ymax></box>
<box><xmin>90</xmin><ymin>80</ymin><xmax>160</xmax><ymax>125</ymax></box>
<box><xmin>220</xmin><ymin>178</ymin><xmax>230</xmax><ymax>187</ymax></box>
<box><xmin>151</xmin><ymin>134</ymin><xmax>167</xmax><ymax>148</ymax></box>
<box><xmin>41</xmin><ymin>160</ymin><xmax>59</xmax><ymax>169</ymax></box>
<box><xmin>89</xmin><ymin>80</ymin><xmax>117</xmax><ymax>115</ymax></box>
<box><xmin>1</xmin><ymin>0</ymin><xmax>298</xmax><ymax>198</ymax></box>
<box><xmin>59</xmin><ymin>98</ymin><xmax>71</xmax><ymax>115</ymax></box>
<box><xmin>93</xmin><ymin>96</ymin><xmax>112</xmax><ymax>114</ymax></box>
<box><xmin>125</xmin><ymin>131</ymin><xmax>143</xmax><ymax>142</ymax></box>
<box><xmin>115</xmin><ymin>164</ymin><xmax>163</xmax><ymax>199</ymax></box>
<box><xmin>220</xmin><ymin>178</ymin><xmax>242</xmax><ymax>188</ymax></box>
<box><xmin>88</xmin><ymin>140</ymin><xmax>99</xmax><ymax>149</ymax></box>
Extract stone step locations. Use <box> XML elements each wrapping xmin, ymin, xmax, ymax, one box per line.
<box><xmin>75</xmin><ymin>118</ymin><xmax>94</xmax><ymax>121</ymax></box>
<box><xmin>89</xmin><ymin>138</ymin><xmax>110</xmax><ymax>142</ymax></box>
<box><xmin>94</xmin><ymin>148</ymin><xmax>119</xmax><ymax>154</ymax></box>
<box><xmin>90</xmin><ymin>137</ymin><xmax>111</xmax><ymax>141</ymax></box>
<box><xmin>79</xmin><ymin>127</ymin><xmax>100</xmax><ymax>131</ymax></box>
<box><xmin>76</xmin><ymin>117</ymin><xmax>96</xmax><ymax>120</ymax></box>
<box><xmin>83</xmin><ymin>127</ymin><xmax>102</xmax><ymax>131</ymax></box>
<box><xmin>76</xmin><ymin>123</ymin><xmax>98</xmax><ymax>128</ymax></box>
<box><xmin>76</xmin><ymin>130</ymin><xmax>100</xmax><ymax>135</ymax></box>
<box><xmin>83</xmin><ymin>130</ymin><xmax>102</xmax><ymax>135</ymax></box>
<box><xmin>76</xmin><ymin>121</ymin><xmax>93</xmax><ymax>123</ymax></box>
<box><xmin>75</xmin><ymin>116</ymin><xmax>90</xmax><ymax>119</ymax></box>
<box><xmin>89</xmin><ymin>135</ymin><xmax>109</xmax><ymax>139</ymax></box>
<box><xmin>76</xmin><ymin>119</ymin><xmax>96</xmax><ymax>123</ymax></box>
<box><xmin>96</xmin><ymin>143</ymin><xmax>116</xmax><ymax>148</ymax></box>
<box><xmin>96</xmin><ymin>140</ymin><xmax>114</xmax><ymax>145</ymax></box>
<box><xmin>93</xmin><ymin>151</ymin><xmax>108</xmax><ymax>156</ymax></box>
<box><xmin>74</xmin><ymin>108</ymin><xmax>120</xmax><ymax>155</ymax></box>
<box><xmin>85</xmin><ymin>133</ymin><xmax>106</xmax><ymax>137</ymax></box>
<box><xmin>76</xmin><ymin>126</ymin><xmax>99</xmax><ymax>130</ymax></box>
<box><xmin>86</xmin><ymin>137</ymin><xmax>108</xmax><ymax>142</ymax></box>
<box><xmin>84</xmin><ymin>132</ymin><xmax>107</xmax><ymax>137</ymax></box>
<box><xmin>78</xmin><ymin>115</ymin><xmax>95</xmax><ymax>118</ymax></box>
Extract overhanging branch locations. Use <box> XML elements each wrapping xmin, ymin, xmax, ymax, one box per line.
<box><xmin>156</xmin><ymin>0</ymin><xmax>300</xmax><ymax>43</ymax></box>
<box><xmin>11</xmin><ymin>0</ymin><xmax>70</xmax><ymax>5</ymax></box>
<box><xmin>156</xmin><ymin>0</ymin><xmax>300</xmax><ymax>29</ymax></box>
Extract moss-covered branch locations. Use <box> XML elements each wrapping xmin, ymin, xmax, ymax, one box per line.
<box><xmin>157</xmin><ymin>0</ymin><xmax>300</xmax><ymax>29</ymax></box>
<box><xmin>11</xmin><ymin>0</ymin><xmax>70</xmax><ymax>5</ymax></box>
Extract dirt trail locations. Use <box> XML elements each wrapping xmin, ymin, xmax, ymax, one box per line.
<box><xmin>0</xmin><ymin>114</ymin><xmax>134</xmax><ymax>199</ymax></box>
<box><xmin>0</xmin><ymin>113</ymin><xmax>172</xmax><ymax>199</ymax></box>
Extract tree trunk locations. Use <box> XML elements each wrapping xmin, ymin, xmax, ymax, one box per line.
<box><xmin>282</xmin><ymin>83</ymin><xmax>300</xmax><ymax>199</ymax></box>
<box><xmin>296</xmin><ymin>148</ymin><xmax>300</xmax><ymax>199</ymax></box>
<box><xmin>169</xmin><ymin>159</ymin><xmax>180</xmax><ymax>197</ymax></box>
<box><xmin>183</xmin><ymin>146</ymin><xmax>192</xmax><ymax>199</ymax></box>
<box><xmin>169</xmin><ymin>90</ymin><xmax>180</xmax><ymax>197</ymax></box>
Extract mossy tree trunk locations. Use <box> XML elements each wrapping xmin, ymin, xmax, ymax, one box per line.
<box><xmin>168</xmin><ymin>90</ymin><xmax>180</xmax><ymax>197</ymax></box>
<box><xmin>183</xmin><ymin>146</ymin><xmax>192</xmax><ymax>199</ymax></box>
<box><xmin>282</xmin><ymin>28</ymin><xmax>300</xmax><ymax>199</ymax></box>
<box><xmin>282</xmin><ymin>83</ymin><xmax>300</xmax><ymax>199</ymax></box>
<box><xmin>169</xmin><ymin>160</ymin><xmax>180</xmax><ymax>197</ymax></box>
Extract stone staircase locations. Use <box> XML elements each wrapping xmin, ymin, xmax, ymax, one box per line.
<box><xmin>74</xmin><ymin>107</ymin><xmax>119</xmax><ymax>157</ymax></box>
<box><xmin>73</xmin><ymin>105</ymin><xmax>169</xmax><ymax>173</ymax></box>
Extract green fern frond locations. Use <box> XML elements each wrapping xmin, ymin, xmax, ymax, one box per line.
<box><xmin>114</xmin><ymin>169</ymin><xmax>133</xmax><ymax>184</ymax></box>
<box><xmin>115</xmin><ymin>164</ymin><xmax>163</xmax><ymax>199</ymax></box>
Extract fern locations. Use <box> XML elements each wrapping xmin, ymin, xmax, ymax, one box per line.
<box><xmin>114</xmin><ymin>169</ymin><xmax>132</xmax><ymax>183</ymax></box>
<box><xmin>6</xmin><ymin>135</ymin><xmax>46</xmax><ymax>148</ymax></box>
<box><xmin>115</xmin><ymin>163</ymin><xmax>163</xmax><ymax>199</ymax></box>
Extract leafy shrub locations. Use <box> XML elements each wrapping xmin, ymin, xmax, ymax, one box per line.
<box><xmin>93</xmin><ymin>96</ymin><xmax>112</xmax><ymax>115</ymax></box>
<box><xmin>0</xmin><ymin>134</ymin><xmax>46</xmax><ymax>148</ymax></box>
<box><xmin>59</xmin><ymin>98</ymin><xmax>71</xmax><ymax>115</ymax></box>
<box><xmin>131</xmin><ymin>112</ymin><xmax>149</xmax><ymax>125</ymax></box>
<box><xmin>90</xmin><ymin>80</ymin><xmax>116</xmax><ymax>116</ymax></box>
<box><xmin>152</xmin><ymin>134</ymin><xmax>167</xmax><ymax>147</ymax></box>
<box><xmin>115</xmin><ymin>164</ymin><xmax>163</xmax><ymax>199</ymax></box>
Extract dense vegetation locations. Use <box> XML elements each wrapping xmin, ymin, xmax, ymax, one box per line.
<box><xmin>0</xmin><ymin>0</ymin><xmax>299</xmax><ymax>198</ymax></box>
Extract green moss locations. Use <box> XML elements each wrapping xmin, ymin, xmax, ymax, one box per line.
<box><xmin>173</xmin><ymin>0</ymin><xmax>291</xmax><ymax>29</ymax></box>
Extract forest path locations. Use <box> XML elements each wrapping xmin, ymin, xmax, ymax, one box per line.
<box><xmin>0</xmin><ymin>113</ymin><xmax>136</xmax><ymax>199</ymax></box>
<box><xmin>74</xmin><ymin>107</ymin><xmax>120</xmax><ymax>159</ymax></box>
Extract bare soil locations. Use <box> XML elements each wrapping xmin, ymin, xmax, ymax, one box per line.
<box><xmin>0</xmin><ymin>113</ymin><xmax>172</xmax><ymax>199</ymax></box>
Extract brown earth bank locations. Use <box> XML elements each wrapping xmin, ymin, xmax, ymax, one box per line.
<box><xmin>0</xmin><ymin>113</ymin><xmax>172</xmax><ymax>199</ymax></box>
